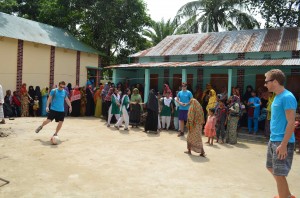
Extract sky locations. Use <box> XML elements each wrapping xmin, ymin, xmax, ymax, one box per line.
<box><xmin>144</xmin><ymin>0</ymin><xmax>194</xmax><ymax>22</ymax></box>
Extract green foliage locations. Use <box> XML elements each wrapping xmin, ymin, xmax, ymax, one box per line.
<box><xmin>246</xmin><ymin>0</ymin><xmax>300</xmax><ymax>27</ymax></box>
<box><xmin>143</xmin><ymin>18</ymin><xmax>181</xmax><ymax>46</ymax></box>
<box><xmin>175</xmin><ymin>0</ymin><xmax>260</xmax><ymax>33</ymax></box>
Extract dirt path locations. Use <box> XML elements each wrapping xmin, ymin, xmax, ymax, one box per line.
<box><xmin>0</xmin><ymin>117</ymin><xmax>299</xmax><ymax>198</ymax></box>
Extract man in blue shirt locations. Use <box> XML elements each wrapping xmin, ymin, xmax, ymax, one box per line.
<box><xmin>35</xmin><ymin>81</ymin><xmax>72</xmax><ymax>138</ymax></box>
<box><xmin>265</xmin><ymin>69</ymin><xmax>297</xmax><ymax>198</ymax></box>
<box><xmin>175</xmin><ymin>82</ymin><xmax>193</xmax><ymax>137</ymax></box>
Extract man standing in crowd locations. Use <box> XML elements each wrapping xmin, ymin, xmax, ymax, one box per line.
<box><xmin>176</xmin><ymin>82</ymin><xmax>193</xmax><ymax>137</ymax></box>
<box><xmin>264</xmin><ymin>69</ymin><xmax>297</xmax><ymax>198</ymax></box>
<box><xmin>35</xmin><ymin>81</ymin><xmax>72</xmax><ymax>137</ymax></box>
<box><xmin>0</xmin><ymin>84</ymin><xmax>5</xmax><ymax>124</ymax></box>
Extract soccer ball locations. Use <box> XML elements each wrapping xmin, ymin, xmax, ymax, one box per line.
<box><xmin>50</xmin><ymin>136</ymin><xmax>60</xmax><ymax>145</ymax></box>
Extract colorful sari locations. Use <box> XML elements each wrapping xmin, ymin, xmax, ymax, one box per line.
<box><xmin>186</xmin><ymin>99</ymin><xmax>205</xmax><ymax>154</ymax></box>
<box><xmin>41</xmin><ymin>88</ymin><xmax>48</xmax><ymax>116</ymax></box>
<box><xmin>20</xmin><ymin>84</ymin><xmax>30</xmax><ymax>117</ymax></box>
<box><xmin>206</xmin><ymin>89</ymin><xmax>217</xmax><ymax>115</ymax></box>
<box><xmin>94</xmin><ymin>85</ymin><xmax>103</xmax><ymax>118</ymax></box>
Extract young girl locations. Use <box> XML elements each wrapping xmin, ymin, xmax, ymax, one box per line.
<box><xmin>160</xmin><ymin>91</ymin><xmax>173</xmax><ymax>130</ymax></box>
<box><xmin>33</xmin><ymin>96</ymin><xmax>40</xmax><ymax>117</ymax></box>
<box><xmin>173</xmin><ymin>91</ymin><xmax>180</xmax><ymax>131</ymax></box>
<box><xmin>204</xmin><ymin>108</ymin><xmax>217</xmax><ymax>145</ymax></box>
<box><xmin>107</xmin><ymin>88</ymin><xmax>120</xmax><ymax>127</ymax></box>
<box><xmin>115</xmin><ymin>88</ymin><xmax>131</xmax><ymax>130</ymax></box>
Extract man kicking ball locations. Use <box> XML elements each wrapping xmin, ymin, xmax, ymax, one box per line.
<box><xmin>35</xmin><ymin>81</ymin><xmax>72</xmax><ymax>138</ymax></box>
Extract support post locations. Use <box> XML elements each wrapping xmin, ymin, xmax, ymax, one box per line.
<box><xmin>182</xmin><ymin>68</ymin><xmax>187</xmax><ymax>83</ymax></box>
<box><xmin>144</xmin><ymin>68</ymin><xmax>150</xmax><ymax>103</ymax></box>
<box><xmin>112</xmin><ymin>69</ymin><xmax>117</xmax><ymax>84</ymax></box>
<box><xmin>228</xmin><ymin>69</ymin><xmax>232</xmax><ymax>99</ymax></box>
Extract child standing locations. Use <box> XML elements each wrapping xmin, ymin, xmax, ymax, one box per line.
<box><xmin>215</xmin><ymin>101</ymin><xmax>227</xmax><ymax>143</ymax></box>
<box><xmin>173</xmin><ymin>91</ymin><xmax>180</xmax><ymax>131</ymax></box>
<box><xmin>160</xmin><ymin>91</ymin><xmax>173</xmax><ymax>130</ymax></box>
<box><xmin>33</xmin><ymin>96</ymin><xmax>40</xmax><ymax>117</ymax></box>
<box><xmin>115</xmin><ymin>88</ymin><xmax>131</xmax><ymax>130</ymax></box>
<box><xmin>204</xmin><ymin>108</ymin><xmax>217</xmax><ymax>145</ymax></box>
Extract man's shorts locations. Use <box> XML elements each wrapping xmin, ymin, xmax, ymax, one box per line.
<box><xmin>47</xmin><ymin>110</ymin><xmax>65</xmax><ymax>122</ymax></box>
<box><xmin>266</xmin><ymin>141</ymin><xmax>294</xmax><ymax>176</ymax></box>
<box><xmin>178</xmin><ymin>110</ymin><xmax>188</xmax><ymax>121</ymax></box>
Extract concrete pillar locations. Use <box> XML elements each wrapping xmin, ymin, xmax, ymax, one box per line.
<box><xmin>228</xmin><ymin>69</ymin><xmax>232</xmax><ymax>99</ymax></box>
<box><xmin>144</xmin><ymin>69</ymin><xmax>150</xmax><ymax>103</ymax></box>
<box><xmin>182</xmin><ymin>68</ymin><xmax>187</xmax><ymax>83</ymax></box>
<box><xmin>112</xmin><ymin>69</ymin><xmax>117</xmax><ymax>84</ymax></box>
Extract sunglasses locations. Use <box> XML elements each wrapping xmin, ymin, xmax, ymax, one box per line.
<box><xmin>264</xmin><ymin>79</ymin><xmax>274</xmax><ymax>84</ymax></box>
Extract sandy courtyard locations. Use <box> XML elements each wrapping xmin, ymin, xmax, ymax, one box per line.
<box><xmin>0</xmin><ymin>117</ymin><xmax>299</xmax><ymax>198</ymax></box>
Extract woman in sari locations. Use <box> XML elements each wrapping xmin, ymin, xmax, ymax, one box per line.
<box><xmin>35</xmin><ymin>86</ymin><xmax>42</xmax><ymax>116</ymax></box>
<box><xmin>70</xmin><ymin>86</ymin><xmax>81</xmax><ymax>117</ymax></box>
<box><xmin>101</xmin><ymin>83</ymin><xmax>110</xmax><ymax>119</ymax></box>
<box><xmin>144</xmin><ymin>89</ymin><xmax>158</xmax><ymax>133</ymax></box>
<box><xmin>94</xmin><ymin>85</ymin><xmax>104</xmax><ymax>118</ymax></box>
<box><xmin>130</xmin><ymin>88</ymin><xmax>143</xmax><ymax>127</ymax></box>
<box><xmin>80</xmin><ymin>87</ymin><xmax>87</xmax><ymax>116</ymax></box>
<box><xmin>185</xmin><ymin>98</ymin><xmax>206</xmax><ymax>157</ymax></box>
<box><xmin>226</xmin><ymin>95</ymin><xmax>241</xmax><ymax>144</ymax></box>
<box><xmin>41</xmin><ymin>87</ymin><xmax>49</xmax><ymax>116</ymax></box>
<box><xmin>28</xmin><ymin>85</ymin><xmax>35</xmax><ymax>116</ymax></box>
<box><xmin>85</xmin><ymin>85</ymin><xmax>94</xmax><ymax>116</ymax></box>
<box><xmin>20</xmin><ymin>83</ymin><xmax>31</xmax><ymax>117</ymax></box>
<box><xmin>206</xmin><ymin>89</ymin><xmax>217</xmax><ymax>116</ymax></box>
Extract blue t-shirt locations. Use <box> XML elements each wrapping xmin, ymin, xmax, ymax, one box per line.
<box><xmin>50</xmin><ymin>89</ymin><xmax>67</xmax><ymax>112</ymax></box>
<box><xmin>270</xmin><ymin>89</ymin><xmax>297</xmax><ymax>143</ymax></box>
<box><xmin>177</xmin><ymin>90</ymin><xmax>193</xmax><ymax>110</ymax></box>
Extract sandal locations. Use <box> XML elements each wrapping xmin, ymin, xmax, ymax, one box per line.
<box><xmin>200</xmin><ymin>153</ymin><xmax>206</xmax><ymax>157</ymax></box>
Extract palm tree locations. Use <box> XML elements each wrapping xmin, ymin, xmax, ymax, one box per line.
<box><xmin>143</xmin><ymin>18</ymin><xmax>181</xmax><ymax>46</ymax></box>
<box><xmin>175</xmin><ymin>0</ymin><xmax>260</xmax><ymax>33</ymax></box>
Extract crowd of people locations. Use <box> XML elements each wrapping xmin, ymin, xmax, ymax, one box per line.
<box><xmin>1</xmin><ymin>76</ymin><xmax>300</xmax><ymax>147</ymax></box>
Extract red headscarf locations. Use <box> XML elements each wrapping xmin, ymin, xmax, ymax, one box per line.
<box><xmin>20</xmin><ymin>83</ymin><xmax>27</xmax><ymax>95</ymax></box>
<box><xmin>163</xmin><ymin>84</ymin><xmax>172</xmax><ymax>97</ymax></box>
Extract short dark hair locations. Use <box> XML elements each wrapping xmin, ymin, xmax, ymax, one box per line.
<box><xmin>59</xmin><ymin>81</ymin><xmax>66</xmax><ymax>86</ymax></box>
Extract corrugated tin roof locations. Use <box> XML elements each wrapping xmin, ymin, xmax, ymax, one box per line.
<box><xmin>106</xmin><ymin>59</ymin><xmax>300</xmax><ymax>69</ymax></box>
<box><xmin>130</xmin><ymin>28</ymin><xmax>300</xmax><ymax>57</ymax></box>
<box><xmin>0</xmin><ymin>12</ymin><xmax>99</xmax><ymax>54</ymax></box>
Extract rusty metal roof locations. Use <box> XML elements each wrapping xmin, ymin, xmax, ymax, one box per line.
<box><xmin>130</xmin><ymin>28</ymin><xmax>300</xmax><ymax>57</ymax></box>
<box><xmin>106</xmin><ymin>59</ymin><xmax>300</xmax><ymax>69</ymax></box>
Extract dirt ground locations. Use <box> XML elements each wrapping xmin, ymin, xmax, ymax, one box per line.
<box><xmin>0</xmin><ymin>117</ymin><xmax>299</xmax><ymax>198</ymax></box>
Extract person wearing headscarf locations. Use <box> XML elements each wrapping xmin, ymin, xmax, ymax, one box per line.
<box><xmin>201</xmin><ymin>84</ymin><xmax>212</xmax><ymax>102</ymax></box>
<box><xmin>80</xmin><ymin>87</ymin><xmax>87</xmax><ymax>116</ymax></box>
<box><xmin>41</xmin><ymin>87</ymin><xmax>49</xmax><ymax>116</ymax></box>
<box><xmin>160</xmin><ymin>91</ymin><xmax>173</xmax><ymax>130</ymax></box>
<box><xmin>104</xmin><ymin>87</ymin><xmax>113</xmax><ymax>121</ymax></box>
<box><xmin>226</xmin><ymin>95</ymin><xmax>241</xmax><ymax>144</ymax></box>
<box><xmin>194</xmin><ymin>85</ymin><xmax>203</xmax><ymax>103</ymax></box>
<box><xmin>0</xmin><ymin>84</ymin><xmax>5</xmax><ymax>124</ymax></box>
<box><xmin>144</xmin><ymin>89</ymin><xmax>158</xmax><ymax>133</ymax></box>
<box><xmin>85</xmin><ymin>85</ymin><xmax>94</xmax><ymax>116</ymax></box>
<box><xmin>28</xmin><ymin>85</ymin><xmax>35</xmax><ymax>116</ymax></box>
<box><xmin>107</xmin><ymin>88</ymin><xmax>120</xmax><ymax>127</ymax></box>
<box><xmin>243</xmin><ymin>85</ymin><xmax>253</xmax><ymax>105</ymax></box>
<box><xmin>206</xmin><ymin>89</ymin><xmax>217</xmax><ymax>116</ymax></box>
<box><xmin>70</xmin><ymin>86</ymin><xmax>81</xmax><ymax>117</ymax></box>
<box><xmin>264</xmin><ymin>92</ymin><xmax>275</xmax><ymax>139</ymax></box>
<box><xmin>184</xmin><ymin>98</ymin><xmax>206</xmax><ymax>157</ymax></box>
<box><xmin>163</xmin><ymin>84</ymin><xmax>173</xmax><ymax>97</ymax></box>
<box><xmin>94</xmin><ymin>85</ymin><xmax>104</xmax><ymax>118</ymax></box>
<box><xmin>101</xmin><ymin>83</ymin><xmax>110</xmax><ymax>119</ymax></box>
<box><xmin>20</xmin><ymin>83</ymin><xmax>31</xmax><ymax>117</ymax></box>
<box><xmin>63</xmin><ymin>87</ymin><xmax>70</xmax><ymax>116</ymax></box>
<box><xmin>129</xmin><ymin>88</ymin><xmax>142</xmax><ymax>127</ymax></box>
<box><xmin>67</xmin><ymin>83</ymin><xmax>72</xmax><ymax>92</ymax></box>
<box><xmin>34</xmin><ymin>86</ymin><xmax>42</xmax><ymax>116</ymax></box>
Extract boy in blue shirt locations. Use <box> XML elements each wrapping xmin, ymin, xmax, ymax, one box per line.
<box><xmin>264</xmin><ymin>69</ymin><xmax>297</xmax><ymax>198</ymax></box>
<box><xmin>35</xmin><ymin>81</ymin><xmax>72</xmax><ymax>138</ymax></box>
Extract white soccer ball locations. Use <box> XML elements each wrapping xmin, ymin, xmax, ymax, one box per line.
<box><xmin>51</xmin><ymin>136</ymin><xmax>60</xmax><ymax>145</ymax></box>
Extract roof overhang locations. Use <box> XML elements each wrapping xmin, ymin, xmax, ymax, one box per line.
<box><xmin>106</xmin><ymin>59</ymin><xmax>300</xmax><ymax>69</ymax></box>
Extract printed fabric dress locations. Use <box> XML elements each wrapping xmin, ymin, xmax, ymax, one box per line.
<box><xmin>186</xmin><ymin>99</ymin><xmax>205</xmax><ymax>154</ymax></box>
<box><xmin>226</xmin><ymin>102</ymin><xmax>240</xmax><ymax>144</ymax></box>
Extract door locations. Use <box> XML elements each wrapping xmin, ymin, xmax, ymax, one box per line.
<box><xmin>287</xmin><ymin>75</ymin><xmax>300</xmax><ymax>100</ymax></box>
<box><xmin>173</xmin><ymin>74</ymin><xmax>182</xmax><ymax>92</ymax></box>
<box><xmin>210</xmin><ymin>74</ymin><xmax>228</xmax><ymax>94</ymax></box>
<box><xmin>255</xmin><ymin>74</ymin><xmax>265</xmax><ymax>91</ymax></box>
<box><xmin>150</xmin><ymin>74</ymin><xmax>158</xmax><ymax>91</ymax></box>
